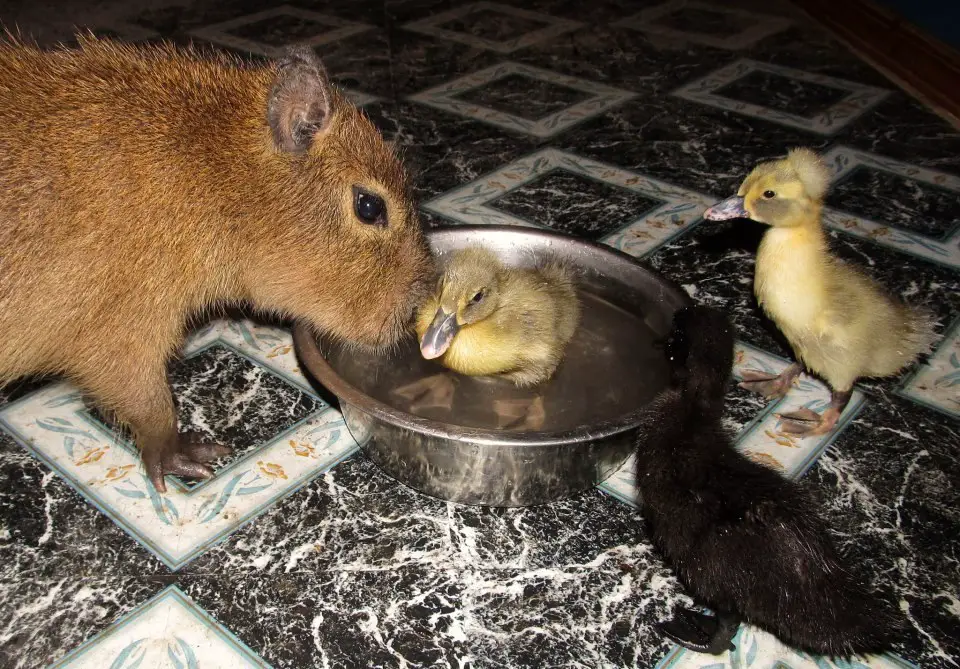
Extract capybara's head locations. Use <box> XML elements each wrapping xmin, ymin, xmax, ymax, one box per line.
<box><xmin>245</xmin><ymin>46</ymin><xmax>435</xmax><ymax>349</ymax></box>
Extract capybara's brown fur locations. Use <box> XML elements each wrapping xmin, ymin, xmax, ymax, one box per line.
<box><xmin>0</xmin><ymin>34</ymin><xmax>435</xmax><ymax>492</ymax></box>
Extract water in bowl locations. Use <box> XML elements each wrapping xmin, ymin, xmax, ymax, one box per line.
<box><xmin>329</xmin><ymin>291</ymin><xmax>670</xmax><ymax>433</ymax></box>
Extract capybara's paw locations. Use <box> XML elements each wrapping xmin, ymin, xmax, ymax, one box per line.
<box><xmin>142</xmin><ymin>434</ymin><xmax>233</xmax><ymax>493</ymax></box>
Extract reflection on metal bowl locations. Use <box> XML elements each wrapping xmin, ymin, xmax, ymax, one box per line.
<box><xmin>293</xmin><ymin>224</ymin><xmax>691</xmax><ymax>507</ymax></box>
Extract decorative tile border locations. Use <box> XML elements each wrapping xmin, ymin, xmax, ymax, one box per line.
<box><xmin>599</xmin><ymin>339</ymin><xmax>867</xmax><ymax>507</ymax></box>
<box><xmin>189</xmin><ymin>5</ymin><xmax>374</xmax><ymax>57</ymax></box>
<box><xmin>0</xmin><ymin>320</ymin><xmax>359</xmax><ymax>570</ymax></box>
<box><xmin>422</xmin><ymin>147</ymin><xmax>714</xmax><ymax>255</ymax></box>
<box><xmin>820</xmin><ymin>146</ymin><xmax>960</xmax><ymax>269</ymax></box>
<box><xmin>900</xmin><ymin>316</ymin><xmax>960</xmax><ymax>419</ymax></box>
<box><xmin>402</xmin><ymin>1</ymin><xmax>583</xmax><ymax>54</ymax></box>
<box><xmin>187</xmin><ymin>6</ymin><xmax>380</xmax><ymax>107</ymax></box>
<box><xmin>408</xmin><ymin>62</ymin><xmax>636</xmax><ymax>138</ymax></box>
<box><xmin>655</xmin><ymin>624</ymin><xmax>916</xmax><ymax>669</ymax></box>
<box><xmin>672</xmin><ymin>59</ymin><xmax>890</xmax><ymax>135</ymax></box>
<box><xmin>615</xmin><ymin>0</ymin><xmax>791</xmax><ymax>50</ymax></box>
<box><xmin>50</xmin><ymin>586</ymin><xmax>271</xmax><ymax>668</ymax></box>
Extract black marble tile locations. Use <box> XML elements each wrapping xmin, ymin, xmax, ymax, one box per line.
<box><xmin>491</xmin><ymin>170</ymin><xmax>663</xmax><ymax>239</ymax></box>
<box><xmin>0</xmin><ymin>575</ymin><xmax>165</xmax><ymax>669</ymax></box>
<box><xmin>829</xmin><ymin>166</ymin><xmax>960</xmax><ymax>240</ymax></box>
<box><xmin>454</xmin><ymin>73</ymin><xmax>594</xmax><ymax>120</ymax></box>
<box><xmin>653</xmin><ymin>5</ymin><xmax>756</xmax><ymax>36</ymax></box>
<box><xmin>181</xmin><ymin>456</ymin><xmax>688</xmax><ymax>668</ymax></box>
<box><xmin>803</xmin><ymin>394</ymin><xmax>960</xmax><ymax>667</ymax></box>
<box><xmin>714</xmin><ymin>70</ymin><xmax>851</xmax><ymax>117</ymax></box>
<box><xmin>226</xmin><ymin>14</ymin><xmax>334</xmax><ymax>46</ymax></box>
<box><xmin>0</xmin><ymin>433</ymin><xmax>167</xmax><ymax>669</ymax></box>
<box><xmin>438</xmin><ymin>7</ymin><xmax>548</xmax><ymax>42</ymax></box>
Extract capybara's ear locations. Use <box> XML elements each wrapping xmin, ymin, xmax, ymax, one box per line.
<box><xmin>267</xmin><ymin>45</ymin><xmax>334</xmax><ymax>153</ymax></box>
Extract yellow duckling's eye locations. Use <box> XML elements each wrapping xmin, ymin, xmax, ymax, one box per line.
<box><xmin>762</xmin><ymin>190</ymin><xmax>776</xmax><ymax>199</ymax></box>
<box><xmin>470</xmin><ymin>289</ymin><xmax>486</xmax><ymax>304</ymax></box>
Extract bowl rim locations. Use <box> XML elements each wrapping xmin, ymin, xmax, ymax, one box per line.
<box><xmin>292</xmin><ymin>224</ymin><xmax>692</xmax><ymax>447</ymax></box>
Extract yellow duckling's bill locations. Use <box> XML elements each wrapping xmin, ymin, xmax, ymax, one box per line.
<box><xmin>703</xmin><ymin>196</ymin><xmax>749</xmax><ymax>221</ymax></box>
<box><xmin>420</xmin><ymin>308</ymin><xmax>460</xmax><ymax>359</ymax></box>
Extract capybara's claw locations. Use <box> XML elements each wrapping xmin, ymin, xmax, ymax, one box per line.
<box><xmin>143</xmin><ymin>437</ymin><xmax>228</xmax><ymax>493</ymax></box>
<box><xmin>180</xmin><ymin>431</ymin><xmax>233</xmax><ymax>463</ymax></box>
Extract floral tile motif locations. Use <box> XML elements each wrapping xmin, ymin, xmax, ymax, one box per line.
<box><xmin>615</xmin><ymin>0</ymin><xmax>791</xmax><ymax>50</ymax></box>
<box><xmin>655</xmin><ymin>625</ymin><xmax>916</xmax><ymax>669</ymax></box>
<box><xmin>672</xmin><ymin>59</ymin><xmax>890</xmax><ymax>135</ymax></box>
<box><xmin>422</xmin><ymin>147</ymin><xmax>714</xmax><ymax>255</ymax></box>
<box><xmin>820</xmin><ymin>146</ymin><xmax>960</xmax><ymax>270</ymax></box>
<box><xmin>408</xmin><ymin>62</ymin><xmax>636</xmax><ymax>138</ymax></box>
<box><xmin>0</xmin><ymin>320</ymin><xmax>358</xmax><ymax>570</ymax></box>
<box><xmin>900</xmin><ymin>317</ymin><xmax>960</xmax><ymax>419</ymax></box>
<box><xmin>188</xmin><ymin>5</ymin><xmax>374</xmax><ymax>58</ymax></box>
<box><xmin>401</xmin><ymin>2</ymin><xmax>582</xmax><ymax>54</ymax></box>
<box><xmin>50</xmin><ymin>586</ymin><xmax>271</xmax><ymax>668</ymax></box>
<box><xmin>599</xmin><ymin>339</ymin><xmax>867</xmax><ymax>505</ymax></box>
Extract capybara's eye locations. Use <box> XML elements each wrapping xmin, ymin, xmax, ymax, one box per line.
<box><xmin>353</xmin><ymin>186</ymin><xmax>386</xmax><ymax>226</ymax></box>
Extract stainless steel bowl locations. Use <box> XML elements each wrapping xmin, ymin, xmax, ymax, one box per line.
<box><xmin>293</xmin><ymin>225</ymin><xmax>691</xmax><ymax>507</ymax></box>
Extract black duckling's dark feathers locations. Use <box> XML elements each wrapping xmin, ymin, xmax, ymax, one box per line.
<box><xmin>635</xmin><ymin>305</ymin><xmax>906</xmax><ymax>658</ymax></box>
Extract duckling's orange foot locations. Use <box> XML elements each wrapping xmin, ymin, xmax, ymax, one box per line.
<box><xmin>775</xmin><ymin>407</ymin><xmax>841</xmax><ymax>437</ymax></box>
<box><xmin>738</xmin><ymin>363</ymin><xmax>801</xmax><ymax>399</ymax></box>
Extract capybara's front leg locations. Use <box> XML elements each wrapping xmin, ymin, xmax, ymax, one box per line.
<box><xmin>81</xmin><ymin>363</ymin><xmax>232</xmax><ymax>493</ymax></box>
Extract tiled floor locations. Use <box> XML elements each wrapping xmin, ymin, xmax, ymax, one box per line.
<box><xmin>1</xmin><ymin>0</ymin><xmax>959</xmax><ymax>667</ymax></box>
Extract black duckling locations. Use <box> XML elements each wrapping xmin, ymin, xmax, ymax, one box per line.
<box><xmin>634</xmin><ymin>304</ymin><xmax>907</xmax><ymax>658</ymax></box>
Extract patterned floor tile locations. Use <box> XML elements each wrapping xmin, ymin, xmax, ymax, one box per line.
<box><xmin>899</xmin><ymin>317</ymin><xmax>960</xmax><ymax>419</ymax></box>
<box><xmin>401</xmin><ymin>2</ymin><xmax>582</xmax><ymax>54</ymax></box>
<box><xmin>408</xmin><ymin>62</ymin><xmax>636</xmax><ymax>138</ymax></box>
<box><xmin>821</xmin><ymin>146</ymin><xmax>960</xmax><ymax>269</ymax></box>
<box><xmin>615</xmin><ymin>0</ymin><xmax>791</xmax><ymax>50</ymax></box>
<box><xmin>50</xmin><ymin>585</ymin><xmax>270</xmax><ymax>668</ymax></box>
<box><xmin>0</xmin><ymin>320</ymin><xmax>358</xmax><ymax>570</ymax></box>
<box><xmin>188</xmin><ymin>5</ymin><xmax>374</xmax><ymax>58</ymax></box>
<box><xmin>423</xmin><ymin>147</ymin><xmax>714</xmax><ymax>253</ymax></box>
<box><xmin>672</xmin><ymin>59</ymin><xmax>891</xmax><ymax>135</ymax></box>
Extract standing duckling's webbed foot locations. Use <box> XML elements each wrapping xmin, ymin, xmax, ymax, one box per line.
<box><xmin>777</xmin><ymin>388</ymin><xmax>852</xmax><ymax>437</ymax></box>
<box><xmin>656</xmin><ymin>608</ymin><xmax>740</xmax><ymax>655</ymax></box>
<box><xmin>738</xmin><ymin>363</ymin><xmax>802</xmax><ymax>399</ymax></box>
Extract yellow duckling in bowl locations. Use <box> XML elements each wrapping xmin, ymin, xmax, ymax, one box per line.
<box><xmin>415</xmin><ymin>245</ymin><xmax>581</xmax><ymax>387</ymax></box>
<box><xmin>704</xmin><ymin>147</ymin><xmax>939</xmax><ymax>436</ymax></box>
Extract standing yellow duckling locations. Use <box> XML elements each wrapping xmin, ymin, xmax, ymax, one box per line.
<box><xmin>416</xmin><ymin>246</ymin><xmax>580</xmax><ymax>387</ymax></box>
<box><xmin>704</xmin><ymin>148</ymin><xmax>938</xmax><ymax>436</ymax></box>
